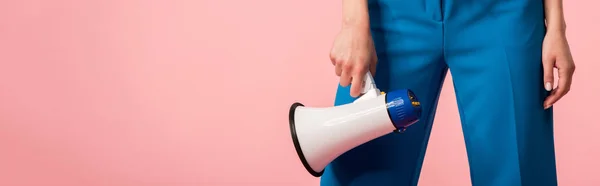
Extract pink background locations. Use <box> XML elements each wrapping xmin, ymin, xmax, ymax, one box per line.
<box><xmin>0</xmin><ymin>1</ymin><xmax>598</xmax><ymax>186</ymax></box>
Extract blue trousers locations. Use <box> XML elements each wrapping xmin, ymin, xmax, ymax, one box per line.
<box><xmin>320</xmin><ymin>0</ymin><xmax>557</xmax><ymax>186</ymax></box>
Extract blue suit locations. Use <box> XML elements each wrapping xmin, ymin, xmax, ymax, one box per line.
<box><xmin>320</xmin><ymin>0</ymin><xmax>557</xmax><ymax>186</ymax></box>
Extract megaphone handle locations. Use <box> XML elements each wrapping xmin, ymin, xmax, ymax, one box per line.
<box><xmin>361</xmin><ymin>72</ymin><xmax>377</xmax><ymax>94</ymax></box>
<box><xmin>354</xmin><ymin>72</ymin><xmax>381</xmax><ymax>103</ymax></box>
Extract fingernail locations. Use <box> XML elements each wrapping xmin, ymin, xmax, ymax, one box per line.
<box><xmin>545</xmin><ymin>82</ymin><xmax>552</xmax><ymax>91</ymax></box>
<box><xmin>544</xmin><ymin>104</ymin><xmax>551</xmax><ymax>109</ymax></box>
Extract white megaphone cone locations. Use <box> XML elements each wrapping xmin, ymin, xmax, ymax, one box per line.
<box><xmin>289</xmin><ymin>72</ymin><xmax>422</xmax><ymax>177</ymax></box>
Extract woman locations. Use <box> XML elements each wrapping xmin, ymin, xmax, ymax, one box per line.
<box><xmin>324</xmin><ymin>0</ymin><xmax>575</xmax><ymax>186</ymax></box>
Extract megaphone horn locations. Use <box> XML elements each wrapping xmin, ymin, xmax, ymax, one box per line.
<box><xmin>289</xmin><ymin>72</ymin><xmax>422</xmax><ymax>177</ymax></box>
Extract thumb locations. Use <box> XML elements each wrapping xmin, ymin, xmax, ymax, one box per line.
<box><xmin>542</xmin><ymin>56</ymin><xmax>555</xmax><ymax>91</ymax></box>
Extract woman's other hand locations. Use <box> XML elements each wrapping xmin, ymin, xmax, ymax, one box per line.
<box><xmin>542</xmin><ymin>30</ymin><xmax>576</xmax><ymax>109</ymax></box>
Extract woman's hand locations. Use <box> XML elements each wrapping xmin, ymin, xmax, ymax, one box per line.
<box><xmin>329</xmin><ymin>27</ymin><xmax>377</xmax><ymax>98</ymax></box>
<box><xmin>542</xmin><ymin>31</ymin><xmax>576</xmax><ymax>109</ymax></box>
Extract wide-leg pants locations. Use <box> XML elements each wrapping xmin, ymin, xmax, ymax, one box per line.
<box><xmin>320</xmin><ymin>0</ymin><xmax>557</xmax><ymax>186</ymax></box>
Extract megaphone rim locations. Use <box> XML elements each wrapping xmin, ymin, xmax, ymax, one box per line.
<box><xmin>289</xmin><ymin>102</ymin><xmax>325</xmax><ymax>177</ymax></box>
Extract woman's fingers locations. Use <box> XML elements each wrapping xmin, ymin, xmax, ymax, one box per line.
<box><xmin>542</xmin><ymin>56</ymin><xmax>555</xmax><ymax>91</ymax></box>
<box><xmin>350</xmin><ymin>67</ymin><xmax>367</xmax><ymax>97</ymax></box>
<box><xmin>543</xmin><ymin>79</ymin><xmax>569</xmax><ymax>109</ymax></box>
<box><xmin>335</xmin><ymin>60</ymin><xmax>343</xmax><ymax>76</ymax></box>
<box><xmin>336</xmin><ymin>59</ymin><xmax>369</xmax><ymax>98</ymax></box>
<box><xmin>339</xmin><ymin>67</ymin><xmax>352</xmax><ymax>87</ymax></box>
<box><xmin>543</xmin><ymin>60</ymin><xmax>575</xmax><ymax>109</ymax></box>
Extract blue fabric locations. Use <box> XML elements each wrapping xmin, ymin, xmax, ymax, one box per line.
<box><xmin>320</xmin><ymin>0</ymin><xmax>557</xmax><ymax>186</ymax></box>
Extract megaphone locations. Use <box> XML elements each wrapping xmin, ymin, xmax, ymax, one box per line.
<box><xmin>289</xmin><ymin>72</ymin><xmax>422</xmax><ymax>177</ymax></box>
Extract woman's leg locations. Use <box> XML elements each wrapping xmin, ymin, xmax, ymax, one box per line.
<box><xmin>445</xmin><ymin>1</ymin><xmax>558</xmax><ymax>186</ymax></box>
<box><xmin>320</xmin><ymin>1</ymin><xmax>448</xmax><ymax>185</ymax></box>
